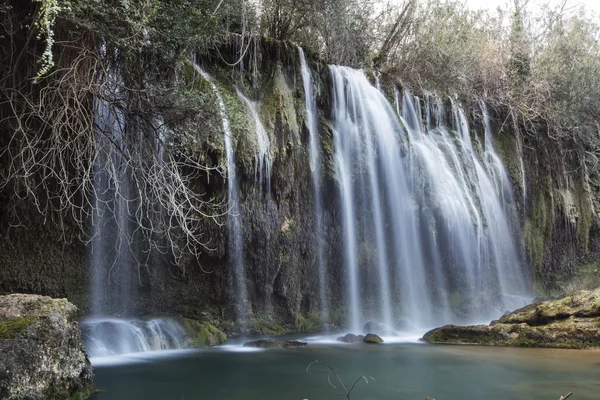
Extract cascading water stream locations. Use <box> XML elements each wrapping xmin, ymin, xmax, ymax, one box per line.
<box><xmin>236</xmin><ymin>88</ymin><xmax>272</xmax><ymax>192</ymax></box>
<box><xmin>82</xmin><ymin>317</ymin><xmax>187</xmax><ymax>358</ymax></box>
<box><xmin>85</xmin><ymin>56</ymin><xmax>188</xmax><ymax>357</ymax></box>
<box><xmin>298</xmin><ymin>47</ymin><xmax>329</xmax><ymax>325</ymax></box>
<box><xmin>329</xmin><ymin>66</ymin><xmax>530</xmax><ymax>332</ymax></box>
<box><xmin>194</xmin><ymin>64</ymin><xmax>248</xmax><ymax>328</ymax></box>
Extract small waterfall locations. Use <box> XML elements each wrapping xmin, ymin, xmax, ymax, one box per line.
<box><xmin>81</xmin><ymin>317</ymin><xmax>187</xmax><ymax>358</ymax></box>
<box><xmin>298</xmin><ymin>47</ymin><xmax>329</xmax><ymax>325</ymax></box>
<box><xmin>86</xmin><ymin>55</ymin><xmax>187</xmax><ymax>357</ymax></box>
<box><xmin>329</xmin><ymin>66</ymin><xmax>530</xmax><ymax>332</ymax></box>
<box><xmin>194</xmin><ymin>64</ymin><xmax>248</xmax><ymax>328</ymax></box>
<box><xmin>236</xmin><ymin>89</ymin><xmax>272</xmax><ymax>191</ymax></box>
<box><xmin>90</xmin><ymin>57</ymin><xmax>137</xmax><ymax>317</ymax></box>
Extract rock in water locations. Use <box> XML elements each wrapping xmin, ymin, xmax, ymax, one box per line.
<box><xmin>243</xmin><ymin>339</ymin><xmax>307</xmax><ymax>349</ymax></box>
<box><xmin>0</xmin><ymin>294</ymin><xmax>95</xmax><ymax>399</ymax></box>
<box><xmin>282</xmin><ymin>340</ymin><xmax>308</xmax><ymax>349</ymax></box>
<box><xmin>363</xmin><ymin>333</ymin><xmax>384</xmax><ymax>344</ymax></box>
<box><xmin>336</xmin><ymin>333</ymin><xmax>365</xmax><ymax>343</ymax></box>
<box><xmin>421</xmin><ymin>288</ymin><xmax>600</xmax><ymax>349</ymax></box>
<box><xmin>243</xmin><ymin>339</ymin><xmax>280</xmax><ymax>348</ymax></box>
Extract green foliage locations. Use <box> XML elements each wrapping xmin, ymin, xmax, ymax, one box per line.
<box><xmin>33</xmin><ymin>0</ymin><xmax>69</xmax><ymax>78</ymax></box>
<box><xmin>247</xmin><ymin>318</ymin><xmax>287</xmax><ymax>335</ymax></box>
<box><xmin>63</xmin><ymin>0</ymin><xmax>244</xmax><ymax>63</ymax></box>
<box><xmin>259</xmin><ymin>0</ymin><xmax>377</xmax><ymax>66</ymax></box>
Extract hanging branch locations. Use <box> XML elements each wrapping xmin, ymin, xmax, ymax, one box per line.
<box><xmin>306</xmin><ymin>360</ymin><xmax>373</xmax><ymax>399</ymax></box>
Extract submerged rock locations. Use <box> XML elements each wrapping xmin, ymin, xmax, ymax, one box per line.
<box><xmin>282</xmin><ymin>340</ymin><xmax>308</xmax><ymax>348</ymax></box>
<box><xmin>336</xmin><ymin>333</ymin><xmax>365</xmax><ymax>343</ymax></box>
<box><xmin>0</xmin><ymin>294</ymin><xmax>95</xmax><ymax>400</ymax></box>
<box><xmin>363</xmin><ymin>333</ymin><xmax>384</xmax><ymax>344</ymax></box>
<box><xmin>243</xmin><ymin>339</ymin><xmax>307</xmax><ymax>349</ymax></box>
<box><xmin>421</xmin><ymin>288</ymin><xmax>600</xmax><ymax>349</ymax></box>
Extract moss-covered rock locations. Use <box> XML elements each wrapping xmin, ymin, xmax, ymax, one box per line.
<box><xmin>421</xmin><ymin>287</ymin><xmax>600</xmax><ymax>349</ymax></box>
<box><xmin>363</xmin><ymin>333</ymin><xmax>384</xmax><ymax>344</ymax></box>
<box><xmin>181</xmin><ymin>318</ymin><xmax>227</xmax><ymax>347</ymax></box>
<box><xmin>246</xmin><ymin>318</ymin><xmax>287</xmax><ymax>336</ymax></box>
<box><xmin>0</xmin><ymin>294</ymin><xmax>95</xmax><ymax>400</ymax></box>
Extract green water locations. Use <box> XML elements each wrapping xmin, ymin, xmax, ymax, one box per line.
<box><xmin>91</xmin><ymin>342</ymin><xmax>600</xmax><ymax>400</ymax></box>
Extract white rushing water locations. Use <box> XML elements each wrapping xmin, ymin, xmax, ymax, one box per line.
<box><xmin>236</xmin><ymin>88</ymin><xmax>272</xmax><ymax>192</ymax></box>
<box><xmin>91</xmin><ymin>58</ymin><xmax>133</xmax><ymax>316</ymax></box>
<box><xmin>81</xmin><ymin>317</ymin><xmax>187</xmax><ymax>358</ymax></box>
<box><xmin>87</xmin><ymin>56</ymin><xmax>188</xmax><ymax>358</ymax></box>
<box><xmin>329</xmin><ymin>65</ymin><xmax>530</xmax><ymax>333</ymax></box>
<box><xmin>194</xmin><ymin>63</ymin><xmax>248</xmax><ymax>328</ymax></box>
<box><xmin>298</xmin><ymin>47</ymin><xmax>329</xmax><ymax>325</ymax></box>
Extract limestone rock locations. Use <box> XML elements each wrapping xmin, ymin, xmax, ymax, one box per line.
<box><xmin>421</xmin><ymin>288</ymin><xmax>600</xmax><ymax>349</ymax></box>
<box><xmin>0</xmin><ymin>294</ymin><xmax>95</xmax><ymax>400</ymax></box>
<box><xmin>363</xmin><ymin>333</ymin><xmax>384</xmax><ymax>344</ymax></box>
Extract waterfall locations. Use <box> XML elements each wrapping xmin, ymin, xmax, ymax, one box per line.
<box><xmin>91</xmin><ymin>61</ymin><xmax>133</xmax><ymax>316</ymax></box>
<box><xmin>87</xmin><ymin>55</ymin><xmax>187</xmax><ymax>357</ymax></box>
<box><xmin>329</xmin><ymin>66</ymin><xmax>530</xmax><ymax>332</ymax></box>
<box><xmin>81</xmin><ymin>317</ymin><xmax>187</xmax><ymax>358</ymax></box>
<box><xmin>298</xmin><ymin>47</ymin><xmax>329</xmax><ymax>325</ymax></box>
<box><xmin>194</xmin><ymin>64</ymin><xmax>248</xmax><ymax>328</ymax></box>
<box><xmin>331</xmin><ymin>67</ymin><xmax>405</xmax><ymax>333</ymax></box>
<box><xmin>236</xmin><ymin>89</ymin><xmax>272</xmax><ymax>191</ymax></box>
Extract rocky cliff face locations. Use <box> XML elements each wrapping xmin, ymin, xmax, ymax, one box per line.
<box><xmin>0</xmin><ymin>40</ymin><xmax>599</xmax><ymax>332</ymax></box>
<box><xmin>491</xmin><ymin>113</ymin><xmax>600</xmax><ymax>294</ymax></box>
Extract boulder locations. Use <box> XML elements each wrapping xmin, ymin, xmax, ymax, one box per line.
<box><xmin>243</xmin><ymin>339</ymin><xmax>308</xmax><ymax>349</ymax></box>
<box><xmin>421</xmin><ymin>288</ymin><xmax>600</xmax><ymax>349</ymax></box>
<box><xmin>336</xmin><ymin>333</ymin><xmax>365</xmax><ymax>343</ymax></box>
<box><xmin>363</xmin><ymin>333</ymin><xmax>384</xmax><ymax>344</ymax></box>
<box><xmin>0</xmin><ymin>294</ymin><xmax>95</xmax><ymax>400</ymax></box>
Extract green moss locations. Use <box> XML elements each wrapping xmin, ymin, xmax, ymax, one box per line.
<box><xmin>260</xmin><ymin>63</ymin><xmax>301</xmax><ymax>160</ymax></box>
<box><xmin>292</xmin><ymin>311</ymin><xmax>322</xmax><ymax>332</ymax></box>
<box><xmin>182</xmin><ymin>319</ymin><xmax>227</xmax><ymax>347</ymax></box>
<box><xmin>247</xmin><ymin>319</ymin><xmax>287</xmax><ymax>336</ymax></box>
<box><xmin>0</xmin><ymin>316</ymin><xmax>37</xmax><ymax>339</ymax></box>
<box><xmin>364</xmin><ymin>333</ymin><xmax>384</xmax><ymax>343</ymax></box>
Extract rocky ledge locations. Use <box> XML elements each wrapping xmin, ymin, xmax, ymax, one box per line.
<box><xmin>0</xmin><ymin>294</ymin><xmax>95</xmax><ymax>399</ymax></box>
<box><xmin>421</xmin><ymin>288</ymin><xmax>600</xmax><ymax>349</ymax></box>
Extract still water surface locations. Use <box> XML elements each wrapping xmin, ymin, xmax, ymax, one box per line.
<box><xmin>91</xmin><ymin>339</ymin><xmax>600</xmax><ymax>400</ymax></box>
